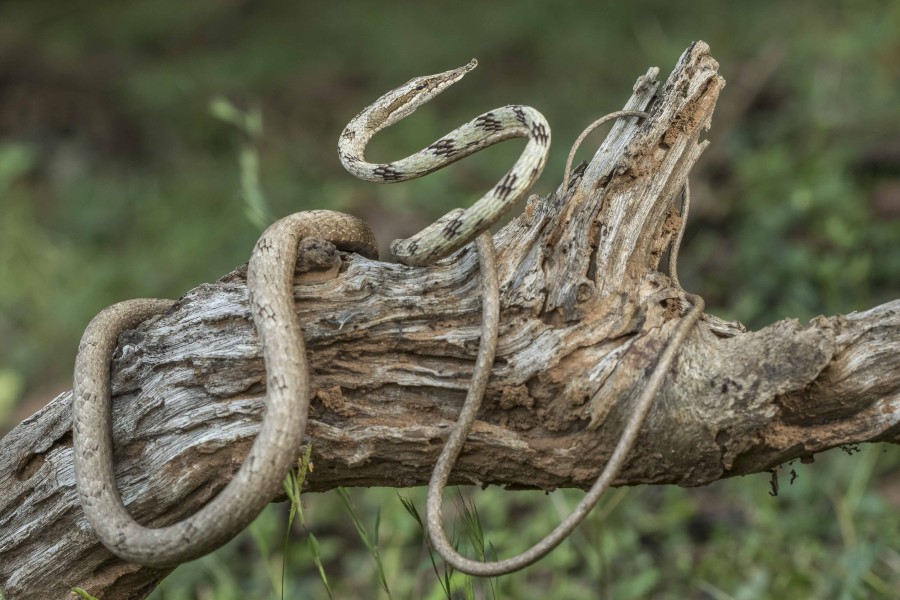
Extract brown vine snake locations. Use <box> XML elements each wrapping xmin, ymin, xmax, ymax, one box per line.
<box><xmin>72</xmin><ymin>60</ymin><xmax>703</xmax><ymax>573</ymax></box>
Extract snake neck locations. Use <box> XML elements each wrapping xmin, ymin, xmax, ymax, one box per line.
<box><xmin>338</xmin><ymin>60</ymin><xmax>478</xmax><ymax>179</ymax></box>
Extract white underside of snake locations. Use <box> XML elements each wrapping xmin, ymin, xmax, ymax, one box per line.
<box><xmin>73</xmin><ymin>59</ymin><xmax>702</xmax><ymax>574</ymax></box>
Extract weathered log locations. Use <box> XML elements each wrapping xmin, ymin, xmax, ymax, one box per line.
<box><xmin>1</xmin><ymin>41</ymin><xmax>897</xmax><ymax>599</ymax></box>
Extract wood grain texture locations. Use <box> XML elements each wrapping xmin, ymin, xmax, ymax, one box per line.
<box><xmin>1</xmin><ymin>42</ymin><xmax>897</xmax><ymax>599</ymax></box>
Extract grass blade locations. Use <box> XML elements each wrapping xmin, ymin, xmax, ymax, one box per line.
<box><xmin>338</xmin><ymin>488</ymin><xmax>392</xmax><ymax>599</ymax></box>
<box><xmin>307</xmin><ymin>533</ymin><xmax>334</xmax><ymax>599</ymax></box>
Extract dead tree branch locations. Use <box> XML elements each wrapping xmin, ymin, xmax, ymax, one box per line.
<box><xmin>1</xmin><ymin>42</ymin><xmax>897</xmax><ymax>599</ymax></box>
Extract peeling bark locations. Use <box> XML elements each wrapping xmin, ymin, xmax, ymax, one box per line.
<box><xmin>1</xmin><ymin>42</ymin><xmax>897</xmax><ymax>600</ymax></box>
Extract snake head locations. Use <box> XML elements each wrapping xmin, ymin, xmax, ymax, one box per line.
<box><xmin>368</xmin><ymin>59</ymin><xmax>478</xmax><ymax>130</ymax></box>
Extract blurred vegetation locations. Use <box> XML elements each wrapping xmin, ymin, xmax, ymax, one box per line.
<box><xmin>1</xmin><ymin>0</ymin><xmax>898</xmax><ymax>598</ymax></box>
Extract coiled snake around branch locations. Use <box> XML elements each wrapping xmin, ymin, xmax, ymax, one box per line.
<box><xmin>72</xmin><ymin>60</ymin><xmax>702</xmax><ymax>572</ymax></box>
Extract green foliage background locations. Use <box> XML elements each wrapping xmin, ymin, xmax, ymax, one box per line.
<box><xmin>0</xmin><ymin>1</ymin><xmax>898</xmax><ymax>598</ymax></box>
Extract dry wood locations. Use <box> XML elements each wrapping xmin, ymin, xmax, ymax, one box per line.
<box><xmin>1</xmin><ymin>41</ymin><xmax>897</xmax><ymax>599</ymax></box>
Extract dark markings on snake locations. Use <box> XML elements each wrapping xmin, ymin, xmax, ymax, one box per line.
<box><xmin>494</xmin><ymin>172</ymin><xmax>518</xmax><ymax>201</ymax></box>
<box><xmin>373</xmin><ymin>165</ymin><xmax>403</xmax><ymax>181</ymax></box>
<box><xmin>428</xmin><ymin>138</ymin><xmax>457</xmax><ymax>158</ymax></box>
<box><xmin>256</xmin><ymin>237</ymin><xmax>274</xmax><ymax>252</ymax></box>
<box><xmin>511</xmin><ymin>105</ymin><xmax>527</xmax><ymax>126</ymax></box>
<box><xmin>258</xmin><ymin>304</ymin><xmax>276</xmax><ymax>320</ymax></box>
<box><xmin>531</xmin><ymin>122</ymin><xmax>549</xmax><ymax>145</ymax></box>
<box><xmin>442</xmin><ymin>217</ymin><xmax>464</xmax><ymax>239</ymax></box>
<box><xmin>406</xmin><ymin>240</ymin><xmax>419</xmax><ymax>255</ymax></box>
<box><xmin>474</xmin><ymin>113</ymin><xmax>502</xmax><ymax>132</ymax></box>
<box><xmin>270</xmin><ymin>374</ymin><xmax>287</xmax><ymax>392</ymax></box>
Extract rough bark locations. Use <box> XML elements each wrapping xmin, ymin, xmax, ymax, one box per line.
<box><xmin>1</xmin><ymin>41</ymin><xmax>897</xmax><ymax>599</ymax></box>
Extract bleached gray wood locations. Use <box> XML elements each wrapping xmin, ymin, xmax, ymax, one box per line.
<box><xmin>1</xmin><ymin>42</ymin><xmax>897</xmax><ymax>599</ymax></box>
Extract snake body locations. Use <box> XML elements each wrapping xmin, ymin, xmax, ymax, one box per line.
<box><xmin>73</xmin><ymin>211</ymin><xmax>377</xmax><ymax>566</ymax></box>
<box><xmin>73</xmin><ymin>59</ymin><xmax>702</xmax><ymax>576</ymax></box>
<box><xmin>339</xmin><ymin>59</ymin><xmax>550</xmax><ymax>265</ymax></box>
<box><xmin>422</xmin><ymin>164</ymin><xmax>703</xmax><ymax>575</ymax></box>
